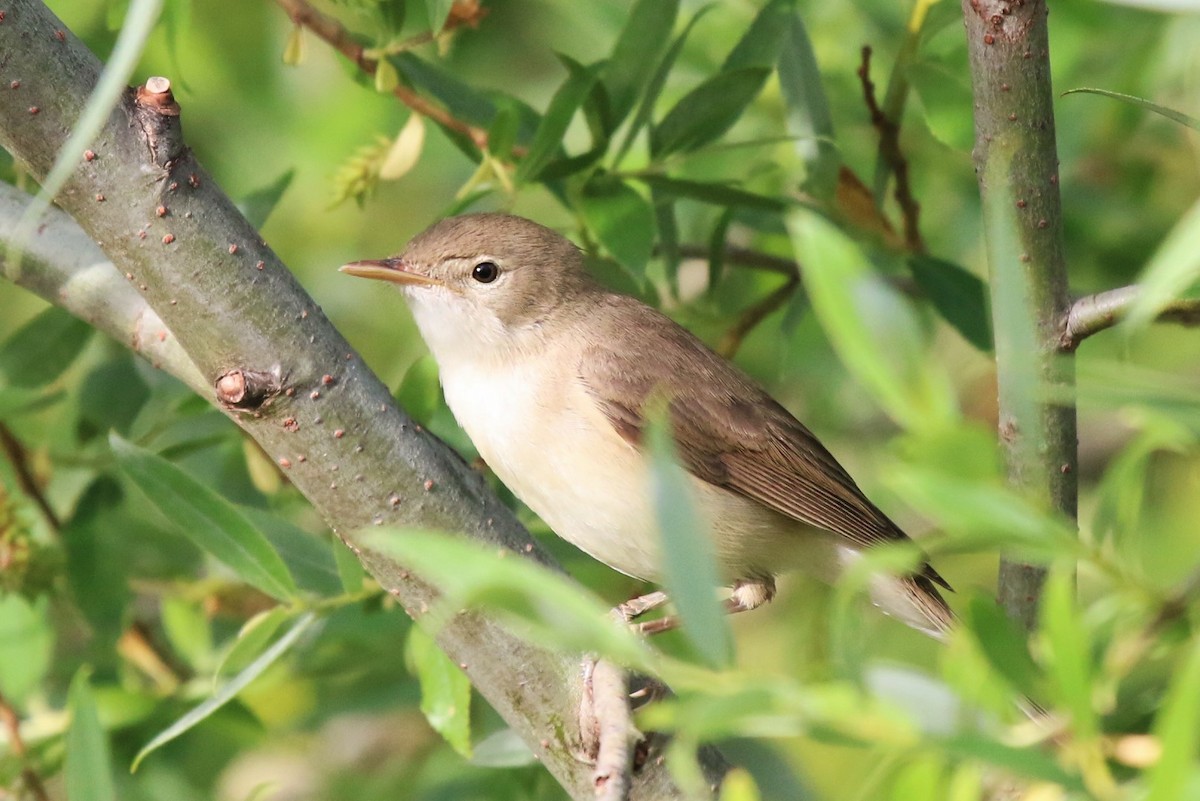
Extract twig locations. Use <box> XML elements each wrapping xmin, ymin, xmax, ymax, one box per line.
<box><xmin>589</xmin><ymin>659</ymin><xmax>638</xmax><ymax>801</ymax></box>
<box><xmin>717</xmin><ymin>275</ymin><xmax>801</xmax><ymax>358</ymax></box>
<box><xmin>0</xmin><ymin>423</ymin><xmax>60</xmax><ymax>534</ymax></box>
<box><xmin>857</xmin><ymin>46</ymin><xmax>925</xmax><ymax>254</ymax></box>
<box><xmin>273</xmin><ymin>0</ymin><xmax>490</xmax><ymax>149</ymax></box>
<box><xmin>672</xmin><ymin>244</ymin><xmax>799</xmax><ymax>277</ymax></box>
<box><xmin>0</xmin><ymin>688</ymin><xmax>51</xmax><ymax>801</ymax></box>
<box><xmin>1059</xmin><ymin>285</ymin><xmax>1200</xmax><ymax>351</ymax></box>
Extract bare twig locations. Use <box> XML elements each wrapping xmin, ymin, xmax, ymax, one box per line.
<box><xmin>590</xmin><ymin>659</ymin><xmax>638</xmax><ymax>801</ymax></box>
<box><xmin>1059</xmin><ymin>285</ymin><xmax>1200</xmax><ymax>351</ymax></box>
<box><xmin>0</xmin><ymin>423</ymin><xmax>60</xmax><ymax>534</ymax></box>
<box><xmin>273</xmin><ymin>0</ymin><xmax>491</xmax><ymax>149</ymax></box>
<box><xmin>857</xmin><ymin>46</ymin><xmax>925</xmax><ymax>254</ymax></box>
<box><xmin>672</xmin><ymin>244</ymin><xmax>799</xmax><ymax>277</ymax></box>
<box><xmin>717</xmin><ymin>275</ymin><xmax>802</xmax><ymax>358</ymax></box>
<box><xmin>0</xmin><ymin>688</ymin><xmax>51</xmax><ymax>801</ymax></box>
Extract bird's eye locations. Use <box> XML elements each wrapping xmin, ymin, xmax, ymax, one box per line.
<box><xmin>471</xmin><ymin>261</ymin><xmax>500</xmax><ymax>283</ymax></box>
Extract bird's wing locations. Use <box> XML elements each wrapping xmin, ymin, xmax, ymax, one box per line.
<box><xmin>577</xmin><ymin>298</ymin><xmax>950</xmax><ymax>591</ymax></box>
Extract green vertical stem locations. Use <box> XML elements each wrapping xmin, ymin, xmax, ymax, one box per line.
<box><xmin>960</xmin><ymin>1</ymin><xmax>1078</xmax><ymax>631</ymax></box>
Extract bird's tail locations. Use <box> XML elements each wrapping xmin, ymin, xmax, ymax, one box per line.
<box><xmin>869</xmin><ymin>572</ymin><xmax>956</xmax><ymax>640</ymax></box>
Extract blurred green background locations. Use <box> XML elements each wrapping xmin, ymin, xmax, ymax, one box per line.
<box><xmin>2</xmin><ymin>0</ymin><xmax>1200</xmax><ymax>798</ymax></box>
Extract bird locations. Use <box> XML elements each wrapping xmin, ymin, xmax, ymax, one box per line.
<box><xmin>341</xmin><ymin>212</ymin><xmax>952</xmax><ymax>639</ymax></box>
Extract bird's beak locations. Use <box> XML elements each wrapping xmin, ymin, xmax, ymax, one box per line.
<box><xmin>339</xmin><ymin>258</ymin><xmax>443</xmax><ymax>287</ymax></box>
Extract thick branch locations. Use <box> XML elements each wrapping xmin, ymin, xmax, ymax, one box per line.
<box><xmin>961</xmin><ymin>0</ymin><xmax>1077</xmax><ymax>630</ymax></box>
<box><xmin>1059</xmin><ymin>285</ymin><xmax>1200</xmax><ymax>351</ymax></box>
<box><xmin>0</xmin><ymin>3</ymin><xmax>718</xmax><ymax>797</ymax></box>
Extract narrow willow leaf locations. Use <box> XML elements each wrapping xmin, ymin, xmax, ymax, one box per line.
<box><xmin>133</xmin><ymin>612</ymin><xmax>317</xmax><ymax>770</ymax></box>
<box><xmin>778</xmin><ymin>12</ymin><xmax>838</xmax><ymax>200</ymax></box>
<box><xmin>380</xmin><ymin>113</ymin><xmax>426</xmax><ymax>180</ymax></box>
<box><xmin>424</xmin><ymin>0</ymin><xmax>455</xmax><ymax>32</ymax></box>
<box><xmin>0</xmin><ymin>596</ymin><xmax>52</xmax><ymax>703</ymax></box>
<box><xmin>0</xmin><ymin>387</ymin><xmax>64</xmax><ymax>420</ymax></box>
<box><xmin>67</xmin><ymin>670</ymin><xmax>116</xmax><ymax>801</ymax></box>
<box><xmin>354</xmin><ymin>529</ymin><xmax>653</xmax><ymax>671</ymax></box>
<box><xmin>515</xmin><ymin>58</ymin><xmax>600</xmax><ymax>183</ymax></box>
<box><xmin>332</xmin><ymin>536</ymin><xmax>365</xmax><ymax>594</ymax></box>
<box><xmin>579</xmin><ymin>177</ymin><xmax>655</xmax><ymax>277</ymax></box>
<box><xmin>1121</xmin><ymin>195</ymin><xmax>1200</xmax><ymax>331</ymax></box>
<box><xmin>469</xmin><ymin>727</ymin><xmax>536</xmax><ymax>767</ymax></box>
<box><xmin>602</xmin><ymin>0</ymin><xmax>680</xmax><ymax>131</ymax></box>
<box><xmin>717</xmin><ymin>768</ymin><xmax>762</xmax><ymax>801</ymax></box>
<box><xmin>282</xmin><ymin>24</ymin><xmax>305</xmax><ymax>65</ymax></box>
<box><xmin>1039</xmin><ymin>572</ymin><xmax>1098</xmax><ymax>740</ymax></box>
<box><xmin>646</xmin><ymin>417</ymin><xmax>732</xmax><ymax>669</ymax></box>
<box><xmin>907</xmin><ymin>254</ymin><xmax>993</xmax><ymax>350</ymax></box>
<box><xmin>614</xmin><ymin>3</ymin><xmax>715</xmax><ymax>165</ymax></box>
<box><xmin>375</xmin><ymin>57</ymin><xmax>400</xmax><ymax>94</ymax></box>
<box><xmin>1146</xmin><ymin>636</ymin><xmax>1200</xmax><ymax>801</ymax></box>
<box><xmin>0</xmin><ymin>306</ymin><xmax>92</xmax><ymax>388</ymax></box>
<box><xmin>723</xmin><ymin>0</ymin><xmax>791</xmax><ymax>71</ymax></box>
<box><xmin>907</xmin><ymin>59</ymin><xmax>975</xmax><ymax>152</ymax></box>
<box><xmin>1064</xmin><ymin>89</ymin><xmax>1200</xmax><ymax>130</ymax></box>
<box><xmin>110</xmin><ymin>434</ymin><xmax>297</xmax><ymax>601</ymax></box>
<box><xmin>937</xmin><ymin>733</ymin><xmax>1085</xmax><ymax>790</ymax></box>
<box><xmin>406</xmin><ymin>624</ymin><xmax>472</xmax><ymax>757</ymax></box>
<box><xmin>214</xmin><ymin>606</ymin><xmax>292</xmax><ymax>681</ymax></box>
<box><xmin>239</xmin><ymin>169</ymin><xmax>295</xmax><ymax>230</ymax></box>
<box><xmin>651</xmin><ymin>68</ymin><xmax>771</xmax><ymax>158</ymax></box>
<box><xmin>962</xmin><ymin>595</ymin><xmax>1041</xmax><ymax>698</ymax></box>
<box><xmin>636</xmin><ymin>175</ymin><xmax>786</xmax><ymax>212</ymax></box>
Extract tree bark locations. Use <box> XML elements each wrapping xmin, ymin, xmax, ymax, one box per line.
<box><xmin>960</xmin><ymin>0</ymin><xmax>1078</xmax><ymax>630</ymax></box>
<box><xmin>0</xmin><ymin>1</ymin><xmax>722</xmax><ymax>796</ymax></box>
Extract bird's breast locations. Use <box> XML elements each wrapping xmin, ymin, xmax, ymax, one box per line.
<box><xmin>438</xmin><ymin>355</ymin><xmax>663</xmax><ymax>581</ymax></box>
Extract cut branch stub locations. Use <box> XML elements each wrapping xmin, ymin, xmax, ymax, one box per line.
<box><xmin>215</xmin><ymin>367</ymin><xmax>284</xmax><ymax>410</ymax></box>
<box><xmin>133</xmin><ymin>76</ymin><xmax>184</xmax><ymax>169</ymax></box>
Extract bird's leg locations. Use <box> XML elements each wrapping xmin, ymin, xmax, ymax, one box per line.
<box><xmin>629</xmin><ymin>577</ymin><xmax>777</xmax><ymax>636</ymax></box>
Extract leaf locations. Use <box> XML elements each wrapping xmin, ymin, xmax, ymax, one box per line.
<box><xmin>394</xmin><ymin>353</ymin><xmax>442</xmax><ymax>426</ymax></box>
<box><xmin>636</xmin><ymin>175</ymin><xmax>786</xmax><ymax>212</ymax></box>
<box><xmin>353</xmin><ymin>529</ymin><xmax>653</xmax><ymax>672</ymax></box>
<box><xmin>380</xmin><ymin>113</ymin><xmax>426</xmax><ymax>180</ymax></box>
<box><xmin>778</xmin><ymin>11</ymin><xmax>838</xmax><ymax>200</ymax></box>
<box><xmin>601</xmin><ymin>0</ymin><xmax>680</xmax><ymax>131</ymax></box>
<box><xmin>907</xmin><ymin>59</ymin><xmax>975</xmax><ymax>152</ymax></box>
<box><xmin>0</xmin><ymin>387</ymin><xmax>64</xmax><ymax>420</ymax></box>
<box><xmin>579</xmin><ymin>177</ymin><xmax>655</xmax><ymax>277</ymax></box>
<box><xmin>245</xmin><ymin>508</ymin><xmax>343</xmax><ymax>596</ymax></box>
<box><xmin>215</xmin><ymin>606</ymin><xmax>292</xmax><ymax>680</ymax></box>
<box><xmin>613</xmin><ymin>2</ymin><xmax>715</xmax><ymax>165</ymax></box>
<box><xmin>651</xmin><ymin>68</ymin><xmax>771</xmax><ymax>158</ymax></box>
<box><xmin>406</xmin><ymin>624</ymin><xmax>472</xmax><ymax>757</ymax></box>
<box><xmin>515</xmin><ymin>57</ymin><xmax>600</xmax><ymax>183</ymax></box>
<box><xmin>281</xmin><ymin>23</ymin><xmax>305</xmax><ymax>66</ymax></box>
<box><xmin>907</xmin><ymin>255</ymin><xmax>993</xmax><ymax>350</ymax></box>
<box><xmin>66</xmin><ymin>670</ymin><xmax>116</xmax><ymax>801</ymax></box>
<box><xmin>787</xmin><ymin>212</ymin><xmax>957</xmax><ymax>432</ymax></box>
<box><xmin>469</xmin><ymin>727</ymin><xmax>536</xmax><ymax>768</ymax></box>
<box><xmin>110</xmin><ymin>434</ymin><xmax>297</xmax><ymax>601</ymax></box>
<box><xmin>424</xmin><ymin>0</ymin><xmax>455</xmax><ymax>32</ymax></box>
<box><xmin>723</xmin><ymin>0</ymin><xmax>792</xmax><ymax>71</ymax></box>
<box><xmin>375</xmin><ymin>57</ymin><xmax>400</xmax><ymax>94</ymax></box>
<box><xmin>646</xmin><ymin>416</ymin><xmax>732</xmax><ymax>669</ymax></box>
<box><xmin>133</xmin><ymin>612</ymin><xmax>317</xmax><ymax>770</ymax></box>
<box><xmin>1063</xmin><ymin>87</ymin><xmax>1200</xmax><ymax>130</ymax></box>
<box><xmin>1146</xmin><ymin>636</ymin><xmax>1200</xmax><ymax>801</ymax></box>
<box><xmin>1121</xmin><ymin>194</ymin><xmax>1200</xmax><ymax>331</ymax></box>
<box><xmin>161</xmin><ymin>596</ymin><xmax>213</xmax><ymax>672</ymax></box>
<box><xmin>937</xmin><ymin>733</ymin><xmax>1085</xmax><ymax>790</ymax></box>
<box><xmin>0</xmin><ymin>595</ymin><xmax>52</xmax><ymax>703</ymax></box>
<box><xmin>962</xmin><ymin>595</ymin><xmax>1041</xmax><ymax>699</ymax></box>
<box><xmin>239</xmin><ymin>169</ymin><xmax>295</xmax><ymax>230</ymax></box>
<box><xmin>0</xmin><ymin>306</ymin><xmax>92</xmax><ymax>388</ymax></box>
<box><xmin>1039</xmin><ymin>571</ymin><xmax>1098</xmax><ymax>740</ymax></box>
<box><xmin>332</xmin><ymin>537</ymin><xmax>365</xmax><ymax>594</ymax></box>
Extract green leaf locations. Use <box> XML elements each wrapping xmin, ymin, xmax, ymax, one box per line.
<box><xmin>0</xmin><ymin>387</ymin><xmax>64</xmax><ymax>420</ymax></box>
<box><xmin>215</xmin><ymin>606</ymin><xmax>292</xmax><ymax>680</ymax></box>
<box><xmin>110</xmin><ymin>434</ymin><xmax>298</xmax><ymax>601</ymax></box>
<box><xmin>1039</xmin><ymin>571</ymin><xmax>1098</xmax><ymax>740</ymax></box>
<box><xmin>636</xmin><ymin>175</ymin><xmax>786</xmax><ymax>212</ymax></box>
<box><xmin>723</xmin><ymin>0</ymin><xmax>792</xmax><ymax>71</ymax></box>
<box><xmin>787</xmin><ymin>212</ymin><xmax>957</xmax><ymax>432</ymax></box>
<box><xmin>1121</xmin><ymin>194</ymin><xmax>1200</xmax><ymax>331</ymax></box>
<box><xmin>614</xmin><ymin>3</ymin><xmax>715</xmax><ymax>165</ymax></box>
<box><xmin>962</xmin><ymin>595</ymin><xmax>1041</xmax><ymax>699</ymax></box>
<box><xmin>778</xmin><ymin>12</ymin><xmax>837</xmax><ymax>200</ymax></box>
<box><xmin>937</xmin><ymin>733</ymin><xmax>1085</xmax><ymax>790</ymax></box>
<box><xmin>332</xmin><ymin>537</ymin><xmax>365</xmax><ymax>594</ymax></box>
<box><xmin>907</xmin><ymin>255</ymin><xmax>993</xmax><ymax>350</ymax></box>
<box><xmin>1147</xmin><ymin>636</ymin><xmax>1200</xmax><ymax>801</ymax></box>
<box><xmin>423</xmin><ymin>0</ymin><xmax>455</xmax><ymax>32</ymax></box>
<box><xmin>646</xmin><ymin>416</ymin><xmax>732</xmax><ymax>668</ymax></box>
<box><xmin>353</xmin><ymin>529</ymin><xmax>653</xmax><ymax>671</ymax></box>
<box><xmin>651</xmin><ymin>68</ymin><xmax>771</xmax><ymax>158</ymax></box>
<box><xmin>469</xmin><ymin>727</ymin><xmax>536</xmax><ymax>768</ymax></box>
<box><xmin>394</xmin><ymin>354</ymin><xmax>441</xmax><ymax>426</ymax></box>
<box><xmin>133</xmin><ymin>611</ymin><xmax>317</xmax><ymax>770</ymax></box>
<box><xmin>907</xmin><ymin>59</ymin><xmax>975</xmax><ymax>152</ymax></box>
<box><xmin>1064</xmin><ymin>87</ymin><xmax>1200</xmax><ymax>131</ymax></box>
<box><xmin>406</xmin><ymin>624</ymin><xmax>472</xmax><ymax>757</ymax></box>
<box><xmin>161</xmin><ymin>596</ymin><xmax>213</xmax><ymax>672</ymax></box>
<box><xmin>239</xmin><ymin>169</ymin><xmax>295</xmax><ymax>230</ymax></box>
<box><xmin>66</xmin><ymin>670</ymin><xmax>116</xmax><ymax>801</ymax></box>
<box><xmin>602</xmin><ymin>0</ymin><xmax>680</xmax><ymax>131</ymax></box>
<box><xmin>579</xmin><ymin>177</ymin><xmax>655</xmax><ymax>277</ymax></box>
<box><xmin>0</xmin><ymin>595</ymin><xmax>52</xmax><ymax>703</ymax></box>
<box><xmin>0</xmin><ymin>306</ymin><xmax>92</xmax><ymax>388</ymax></box>
<box><xmin>515</xmin><ymin>57</ymin><xmax>600</xmax><ymax>183</ymax></box>
<box><xmin>244</xmin><ymin>508</ymin><xmax>343</xmax><ymax>596</ymax></box>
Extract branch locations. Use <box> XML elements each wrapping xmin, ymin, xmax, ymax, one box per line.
<box><xmin>273</xmin><ymin>0</ymin><xmax>490</xmax><ymax>149</ymax></box>
<box><xmin>961</xmin><ymin>0</ymin><xmax>1077</xmax><ymax>631</ymax></box>
<box><xmin>0</xmin><ymin>3</ymin><xmax>723</xmax><ymax>796</ymax></box>
<box><xmin>0</xmin><ymin>423</ymin><xmax>60</xmax><ymax>533</ymax></box>
<box><xmin>857</xmin><ymin>46</ymin><xmax>924</xmax><ymax>254</ymax></box>
<box><xmin>717</xmin><ymin>275</ymin><xmax>801</xmax><ymax>358</ymax></box>
<box><xmin>1058</xmin><ymin>285</ymin><xmax>1200</xmax><ymax>351</ymax></box>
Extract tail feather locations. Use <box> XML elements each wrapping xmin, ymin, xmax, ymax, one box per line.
<box><xmin>870</xmin><ymin>572</ymin><xmax>955</xmax><ymax>640</ymax></box>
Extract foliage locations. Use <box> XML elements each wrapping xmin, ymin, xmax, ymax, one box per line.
<box><xmin>1</xmin><ymin>0</ymin><xmax>1200</xmax><ymax>799</ymax></box>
